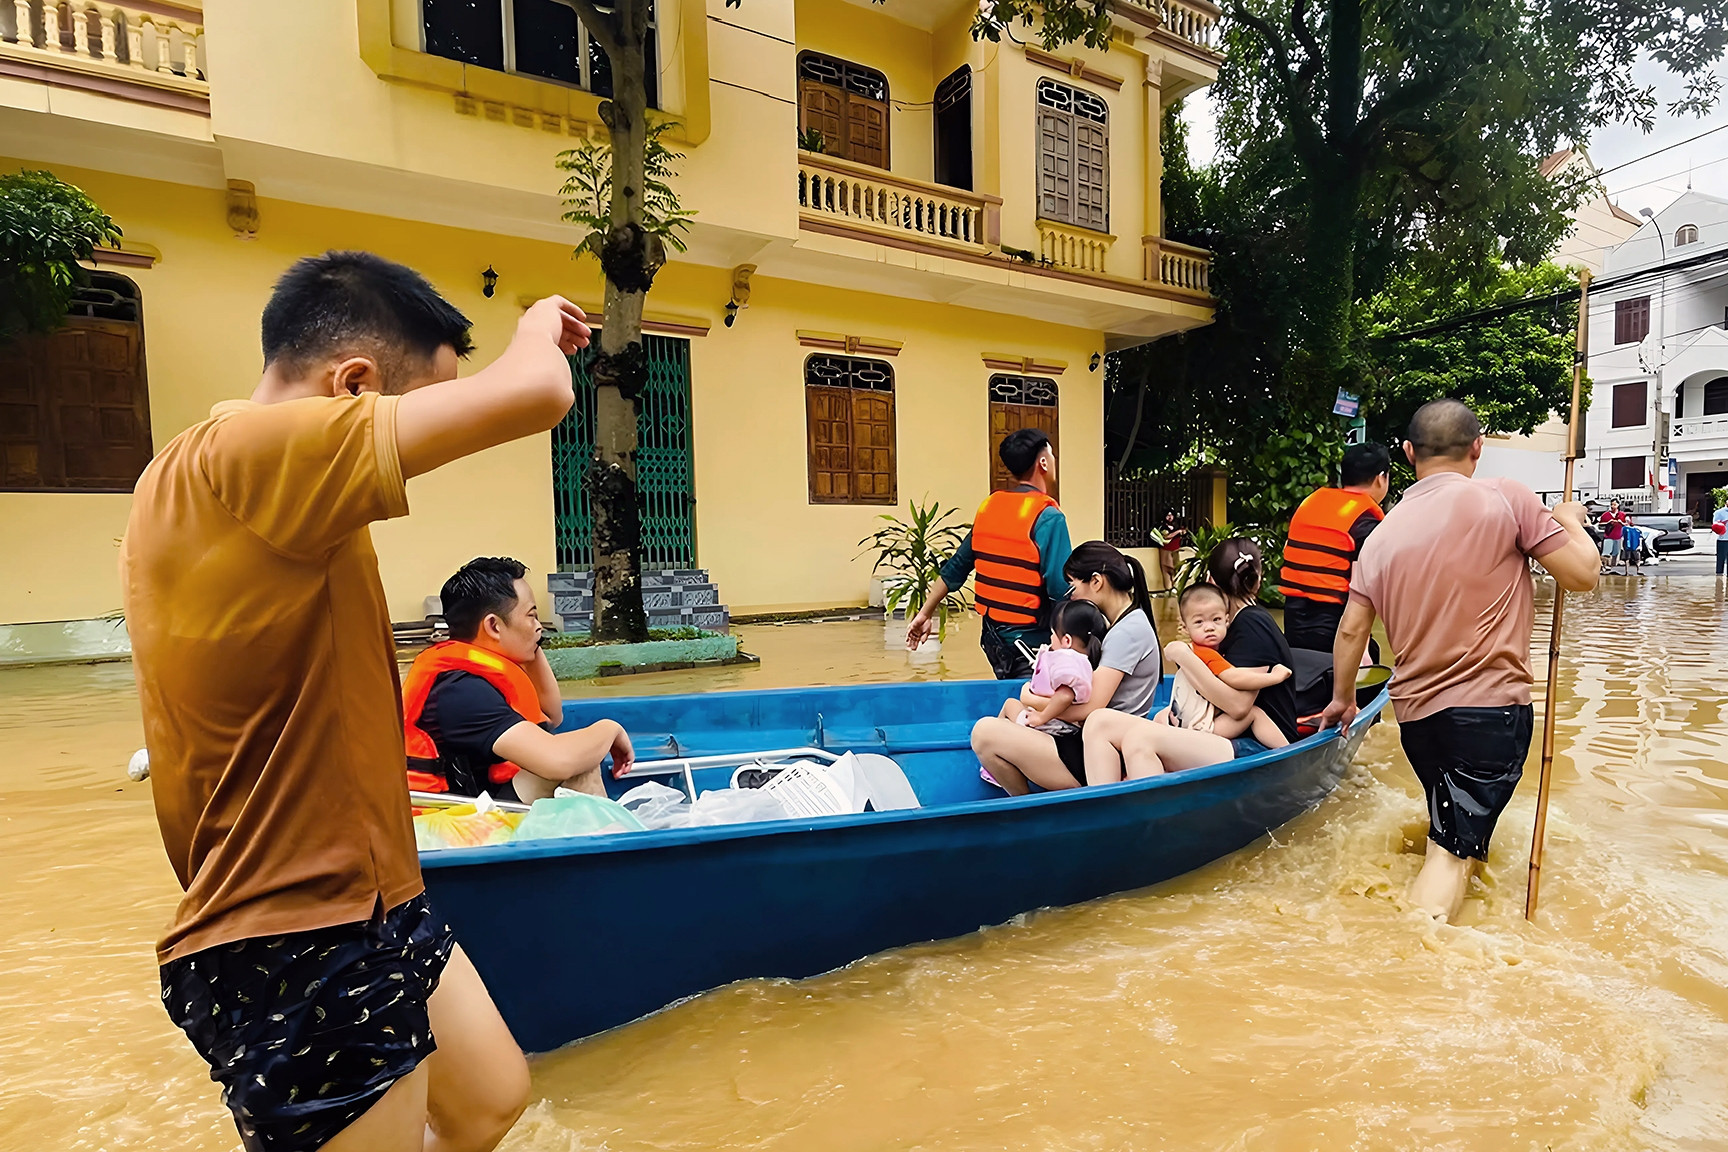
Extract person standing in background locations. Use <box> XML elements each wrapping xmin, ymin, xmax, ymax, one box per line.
<box><xmin>1277</xmin><ymin>442</ymin><xmax>1390</xmax><ymax>655</ymax></box>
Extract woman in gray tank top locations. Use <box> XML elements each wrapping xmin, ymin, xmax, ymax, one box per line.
<box><xmin>970</xmin><ymin>542</ymin><xmax>1163</xmax><ymax>794</ymax></box>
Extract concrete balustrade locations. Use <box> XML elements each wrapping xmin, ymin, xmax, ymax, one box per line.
<box><xmin>1</xmin><ymin>0</ymin><xmax>207</xmax><ymax>90</ymax></box>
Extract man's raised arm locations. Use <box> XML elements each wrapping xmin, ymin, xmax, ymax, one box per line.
<box><xmin>396</xmin><ymin>296</ymin><xmax>590</xmax><ymax>479</ymax></box>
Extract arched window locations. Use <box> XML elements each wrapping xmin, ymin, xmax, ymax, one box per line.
<box><xmin>0</xmin><ymin>271</ymin><xmax>152</xmax><ymax>491</ymax></box>
<box><xmin>988</xmin><ymin>374</ymin><xmax>1059</xmax><ymax>500</ymax></box>
<box><xmin>1704</xmin><ymin>376</ymin><xmax>1728</xmax><ymax>416</ymax></box>
<box><xmin>1036</xmin><ymin>79</ymin><xmax>1109</xmax><ymax>232</ymax></box>
<box><xmin>805</xmin><ymin>354</ymin><xmax>896</xmax><ymax>504</ymax></box>
<box><xmin>1676</xmin><ymin>223</ymin><xmax>1700</xmax><ymax>246</ymax></box>
<box><xmin>934</xmin><ymin>66</ymin><xmax>973</xmax><ymax>190</ymax></box>
<box><xmin>797</xmin><ymin>52</ymin><xmax>890</xmax><ymax>168</ymax></box>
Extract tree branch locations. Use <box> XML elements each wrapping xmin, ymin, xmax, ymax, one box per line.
<box><xmin>1226</xmin><ymin>2</ymin><xmax>1324</xmax><ymax>161</ymax></box>
<box><xmin>1355</xmin><ymin>76</ymin><xmax>1453</xmax><ymax>151</ymax></box>
<box><xmin>565</xmin><ymin>0</ymin><xmax>621</xmax><ymax>60</ymax></box>
<box><xmin>1289</xmin><ymin>0</ymin><xmax>1323</xmax><ymax>90</ymax></box>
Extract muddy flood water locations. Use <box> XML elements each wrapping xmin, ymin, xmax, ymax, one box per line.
<box><xmin>3</xmin><ymin>579</ymin><xmax>1727</xmax><ymax>1151</ymax></box>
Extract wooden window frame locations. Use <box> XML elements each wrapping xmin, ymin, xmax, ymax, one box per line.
<box><xmin>0</xmin><ymin>272</ymin><xmax>153</xmax><ymax>493</ymax></box>
<box><xmin>421</xmin><ymin>0</ymin><xmax>658</xmax><ymax>105</ymax></box>
<box><xmin>1035</xmin><ymin>78</ymin><xmax>1109</xmax><ymax>233</ymax></box>
<box><xmin>805</xmin><ymin>353</ymin><xmax>897</xmax><ymax>505</ymax></box>
<box><xmin>1614</xmin><ymin>296</ymin><xmax>1650</xmax><ymax>346</ymax></box>
<box><xmin>988</xmin><ymin>373</ymin><xmax>1059</xmax><ymax>501</ymax></box>
<box><xmin>797</xmin><ymin>51</ymin><xmax>890</xmax><ymax>169</ymax></box>
<box><xmin>1610</xmin><ymin>380</ymin><xmax>1647</xmax><ymax>429</ymax></box>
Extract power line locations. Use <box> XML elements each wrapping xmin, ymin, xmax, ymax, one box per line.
<box><xmin>1557</xmin><ymin>122</ymin><xmax>1728</xmax><ymax>193</ymax></box>
<box><xmin>1376</xmin><ymin>244</ymin><xmax>1728</xmax><ymax>342</ymax></box>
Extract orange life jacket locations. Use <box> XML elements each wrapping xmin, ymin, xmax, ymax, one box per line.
<box><xmin>1278</xmin><ymin>487</ymin><xmax>1384</xmax><ymax>606</ymax></box>
<box><xmin>402</xmin><ymin>641</ymin><xmax>547</xmax><ymax>793</ymax></box>
<box><xmin>972</xmin><ymin>487</ymin><xmax>1059</xmax><ymax>627</ymax></box>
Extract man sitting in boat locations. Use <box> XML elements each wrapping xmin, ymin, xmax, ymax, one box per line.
<box><xmin>405</xmin><ymin>556</ymin><xmax>634</xmax><ymax>801</ymax></box>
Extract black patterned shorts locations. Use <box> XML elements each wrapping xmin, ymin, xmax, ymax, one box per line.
<box><xmin>1399</xmin><ymin>705</ymin><xmax>1534</xmax><ymax>862</ymax></box>
<box><xmin>161</xmin><ymin>894</ymin><xmax>455</xmax><ymax>1152</ymax></box>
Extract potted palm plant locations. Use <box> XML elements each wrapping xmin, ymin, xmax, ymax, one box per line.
<box><xmin>859</xmin><ymin>499</ymin><xmax>972</xmax><ymax>651</ymax></box>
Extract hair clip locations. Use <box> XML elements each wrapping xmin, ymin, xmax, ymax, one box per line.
<box><xmin>1233</xmin><ymin>552</ymin><xmax>1253</xmax><ymax>570</ymax></box>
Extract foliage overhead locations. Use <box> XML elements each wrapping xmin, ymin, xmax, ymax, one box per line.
<box><xmin>0</xmin><ymin>170</ymin><xmax>121</xmax><ymax>342</ymax></box>
<box><xmin>557</xmin><ymin>118</ymin><xmax>696</xmax><ymax>261</ymax></box>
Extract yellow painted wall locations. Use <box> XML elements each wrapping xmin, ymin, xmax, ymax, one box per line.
<box><xmin>0</xmin><ymin>157</ymin><xmax>576</xmax><ymax>625</ymax></box>
<box><xmin>792</xmin><ymin>0</ymin><xmax>936</xmax><ymax>184</ymax></box>
<box><xmin>0</xmin><ymin>157</ymin><xmax>1105</xmax><ymax>625</ymax></box>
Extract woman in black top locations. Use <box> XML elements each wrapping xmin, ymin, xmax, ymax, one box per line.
<box><xmin>1080</xmin><ymin>537</ymin><xmax>1300</xmax><ymax>780</ymax></box>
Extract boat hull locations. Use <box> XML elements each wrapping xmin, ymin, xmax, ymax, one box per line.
<box><xmin>421</xmin><ymin>679</ymin><xmax>1385</xmax><ymax>1053</ymax></box>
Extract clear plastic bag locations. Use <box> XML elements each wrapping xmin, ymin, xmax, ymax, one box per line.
<box><xmin>617</xmin><ymin>781</ymin><xmax>695</xmax><ymax>830</ymax></box>
<box><xmin>688</xmin><ymin>788</ymin><xmax>790</xmax><ymax>826</ymax></box>
<box><xmin>514</xmin><ymin>793</ymin><xmax>647</xmax><ymax>841</ymax></box>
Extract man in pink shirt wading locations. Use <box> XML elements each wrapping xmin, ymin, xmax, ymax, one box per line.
<box><xmin>1321</xmin><ymin>401</ymin><xmax>1600</xmax><ymax>922</ymax></box>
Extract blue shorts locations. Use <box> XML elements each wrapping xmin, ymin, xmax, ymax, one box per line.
<box><xmin>1230</xmin><ymin>736</ymin><xmax>1271</xmax><ymax>759</ymax></box>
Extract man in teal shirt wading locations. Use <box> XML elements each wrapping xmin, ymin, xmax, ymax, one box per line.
<box><xmin>907</xmin><ymin>429</ymin><xmax>1072</xmax><ymax>678</ymax></box>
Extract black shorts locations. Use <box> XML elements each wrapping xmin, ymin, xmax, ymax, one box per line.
<box><xmin>1053</xmin><ymin>729</ymin><xmax>1088</xmax><ymax>784</ymax></box>
<box><xmin>1399</xmin><ymin>705</ymin><xmax>1534</xmax><ymax>861</ymax></box>
<box><xmin>161</xmin><ymin>894</ymin><xmax>456</xmax><ymax>1152</ymax></box>
<box><xmin>979</xmin><ymin>619</ymin><xmax>1037</xmax><ymax>680</ymax></box>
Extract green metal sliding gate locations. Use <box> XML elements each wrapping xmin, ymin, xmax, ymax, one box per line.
<box><xmin>551</xmin><ymin>335</ymin><xmax>694</xmax><ymax>571</ymax></box>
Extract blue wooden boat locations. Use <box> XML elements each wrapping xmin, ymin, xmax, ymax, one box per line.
<box><xmin>419</xmin><ymin>676</ymin><xmax>1388</xmax><ymax>1053</ymax></box>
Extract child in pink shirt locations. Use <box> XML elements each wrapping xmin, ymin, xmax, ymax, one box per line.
<box><xmin>1002</xmin><ymin>600</ymin><xmax>1109</xmax><ymax>736</ymax></box>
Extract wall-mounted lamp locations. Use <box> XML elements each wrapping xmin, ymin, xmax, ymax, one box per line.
<box><xmin>1089</xmin><ymin>351</ymin><xmax>1101</xmax><ymax>372</ymax></box>
<box><xmin>724</xmin><ymin>263</ymin><xmax>757</xmax><ymax>327</ymax></box>
<box><xmin>482</xmin><ymin>265</ymin><xmax>498</xmax><ymax>298</ymax></box>
<box><xmin>225</xmin><ymin>179</ymin><xmax>259</xmax><ymax>238</ymax></box>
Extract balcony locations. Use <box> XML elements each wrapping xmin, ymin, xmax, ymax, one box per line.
<box><xmin>0</xmin><ymin>1</ymin><xmax>207</xmax><ymax>112</ymax></box>
<box><xmin>1144</xmin><ymin>236</ymin><xmax>1212</xmax><ymax>296</ymax></box>
<box><xmin>797</xmin><ymin>152</ymin><xmax>1001</xmax><ymax>255</ymax></box>
<box><xmin>1671</xmin><ymin>414</ymin><xmax>1728</xmax><ymax>458</ymax></box>
<box><xmin>1113</xmin><ymin>0</ymin><xmax>1224</xmax><ymax>59</ymax></box>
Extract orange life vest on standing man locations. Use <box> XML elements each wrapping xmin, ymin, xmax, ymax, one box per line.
<box><xmin>402</xmin><ymin>640</ymin><xmax>548</xmax><ymax>793</ymax></box>
<box><xmin>1278</xmin><ymin>487</ymin><xmax>1383</xmax><ymax>605</ymax></box>
<box><xmin>972</xmin><ymin>487</ymin><xmax>1059</xmax><ymax>627</ymax></box>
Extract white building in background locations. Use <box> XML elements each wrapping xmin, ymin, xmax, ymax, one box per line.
<box><xmin>1476</xmin><ymin>150</ymin><xmax>1640</xmax><ymax>496</ymax></box>
<box><xmin>1579</xmin><ymin>190</ymin><xmax>1728</xmax><ymax>517</ymax></box>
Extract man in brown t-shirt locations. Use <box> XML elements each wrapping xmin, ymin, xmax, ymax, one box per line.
<box><xmin>122</xmin><ymin>252</ymin><xmax>590</xmax><ymax>1152</ymax></box>
<box><xmin>1321</xmin><ymin>400</ymin><xmax>1599</xmax><ymax>922</ymax></box>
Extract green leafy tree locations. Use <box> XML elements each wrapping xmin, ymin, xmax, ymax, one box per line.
<box><xmin>0</xmin><ymin>170</ymin><xmax>121</xmax><ymax>343</ymax></box>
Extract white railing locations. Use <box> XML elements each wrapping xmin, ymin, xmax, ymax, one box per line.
<box><xmin>798</xmin><ymin>152</ymin><xmax>1000</xmax><ymax>252</ymax></box>
<box><xmin>1144</xmin><ymin>237</ymin><xmax>1212</xmax><ymax>294</ymax></box>
<box><xmin>1037</xmin><ymin>220</ymin><xmax>1113</xmax><ymax>273</ymax></box>
<box><xmin>1115</xmin><ymin>0</ymin><xmax>1222</xmax><ymax>55</ymax></box>
<box><xmin>1673</xmin><ymin>415</ymin><xmax>1728</xmax><ymax>443</ymax></box>
<box><xmin>1</xmin><ymin>1</ymin><xmax>206</xmax><ymax>88</ymax></box>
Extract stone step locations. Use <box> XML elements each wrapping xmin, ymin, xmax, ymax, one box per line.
<box><xmin>553</xmin><ymin>585</ymin><xmax>719</xmax><ymax>614</ymax></box>
<box><xmin>550</xmin><ymin>568</ymin><xmax>729</xmax><ymax>634</ymax></box>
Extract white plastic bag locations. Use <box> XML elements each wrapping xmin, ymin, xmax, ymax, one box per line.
<box><xmin>617</xmin><ymin>781</ymin><xmax>696</xmax><ymax>830</ymax></box>
<box><xmin>688</xmin><ymin>788</ymin><xmax>790</xmax><ymax>826</ymax></box>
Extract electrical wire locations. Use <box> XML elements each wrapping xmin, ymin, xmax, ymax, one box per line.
<box><xmin>1555</xmin><ymin>122</ymin><xmax>1728</xmax><ymax>193</ymax></box>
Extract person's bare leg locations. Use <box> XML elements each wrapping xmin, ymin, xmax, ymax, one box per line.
<box><xmin>423</xmin><ymin>946</ymin><xmax>530</xmax><ymax>1152</ymax></box>
<box><xmin>1080</xmin><ymin>709</ymin><xmax>1135</xmax><ymax>784</ymax></box>
<box><xmin>319</xmin><ymin>1061</ymin><xmax>432</xmax><ymax>1152</ymax></box>
<box><xmin>970</xmin><ymin>717</ymin><xmax>1078</xmax><ymax>795</ymax></box>
<box><xmin>999</xmin><ymin>696</ymin><xmax>1025</xmax><ymax>721</ymax></box>
<box><xmin>1408</xmin><ymin>838</ymin><xmax>1475</xmax><ymax>922</ymax></box>
<box><xmin>1122</xmin><ymin>723</ymin><xmax>1233</xmax><ymax>780</ymax></box>
<box><xmin>1247</xmin><ymin>708</ymin><xmax>1289</xmax><ymax>748</ymax></box>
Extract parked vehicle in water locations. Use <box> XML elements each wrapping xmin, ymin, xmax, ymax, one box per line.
<box><xmin>417</xmin><ymin>675</ymin><xmax>1391</xmax><ymax>1052</ymax></box>
<box><xmin>1632</xmin><ymin>514</ymin><xmax>1695</xmax><ymax>553</ymax></box>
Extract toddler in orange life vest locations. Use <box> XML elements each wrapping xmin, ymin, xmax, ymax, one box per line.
<box><xmin>1156</xmin><ymin>583</ymin><xmax>1291</xmax><ymax>748</ymax></box>
<box><xmin>1003</xmin><ymin>600</ymin><xmax>1110</xmax><ymax>736</ymax></box>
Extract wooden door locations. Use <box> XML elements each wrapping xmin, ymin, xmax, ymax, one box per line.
<box><xmin>845</xmin><ymin>95</ymin><xmax>888</xmax><ymax>168</ymax></box>
<box><xmin>806</xmin><ymin>385</ymin><xmax>855</xmax><ymax>502</ymax></box>
<box><xmin>990</xmin><ymin>404</ymin><xmax>1060</xmax><ymax>502</ymax></box>
<box><xmin>799</xmin><ymin>79</ymin><xmax>846</xmax><ymax>155</ymax></box>
<box><xmin>850</xmin><ymin>389</ymin><xmax>896</xmax><ymax>503</ymax></box>
<box><xmin>1037</xmin><ymin>108</ymin><xmax>1074</xmax><ymax>222</ymax></box>
<box><xmin>1073</xmin><ymin>118</ymin><xmax>1108</xmax><ymax>230</ymax></box>
<box><xmin>0</xmin><ymin>316</ymin><xmax>150</xmax><ymax>489</ymax></box>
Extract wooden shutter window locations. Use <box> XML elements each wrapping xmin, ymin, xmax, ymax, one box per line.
<box><xmin>1036</xmin><ymin>79</ymin><xmax>1109</xmax><ymax>232</ymax></box>
<box><xmin>988</xmin><ymin>374</ymin><xmax>1059</xmax><ymax>501</ymax></box>
<box><xmin>1610</xmin><ymin>455</ymin><xmax>1644</xmax><ymax>489</ymax></box>
<box><xmin>1610</xmin><ymin>381</ymin><xmax>1647</xmax><ymax>428</ymax></box>
<box><xmin>797</xmin><ymin>53</ymin><xmax>890</xmax><ymax>169</ymax></box>
<box><xmin>0</xmin><ymin>273</ymin><xmax>152</xmax><ymax>492</ymax></box>
<box><xmin>805</xmin><ymin>354</ymin><xmax>896</xmax><ymax>505</ymax></box>
<box><xmin>1614</xmin><ymin>296</ymin><xmax>1650</xmax><ymax>345</ymax></box>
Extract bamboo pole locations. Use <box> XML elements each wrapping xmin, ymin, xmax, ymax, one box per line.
<box><xmin>1526</xmin><ymin>267</ymin><xmax>1591</xmax><ymax>921</ymax></box>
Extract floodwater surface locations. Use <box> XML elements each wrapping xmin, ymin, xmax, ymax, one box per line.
<box><xmin>2</xmin><ymin>583</ymin><xmax>1726</xmax><ymax>1150</ymax></box>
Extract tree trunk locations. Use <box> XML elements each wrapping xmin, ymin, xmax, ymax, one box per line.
<box><xmin>587</xmin><ymin>4</ymin><xmax>660</xmax><ymax>643</ymax></box>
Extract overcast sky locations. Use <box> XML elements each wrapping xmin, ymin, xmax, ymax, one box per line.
<box><xmin>1178</xmin><ymin>57</ymin><xmax>1728</xmax><ymax>216</ymax></box>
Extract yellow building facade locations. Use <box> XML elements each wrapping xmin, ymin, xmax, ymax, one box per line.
<box><xmin>0</xmin><ymin>0</ymin><xmax>1218</xmax><ymax>650</ymax></box>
